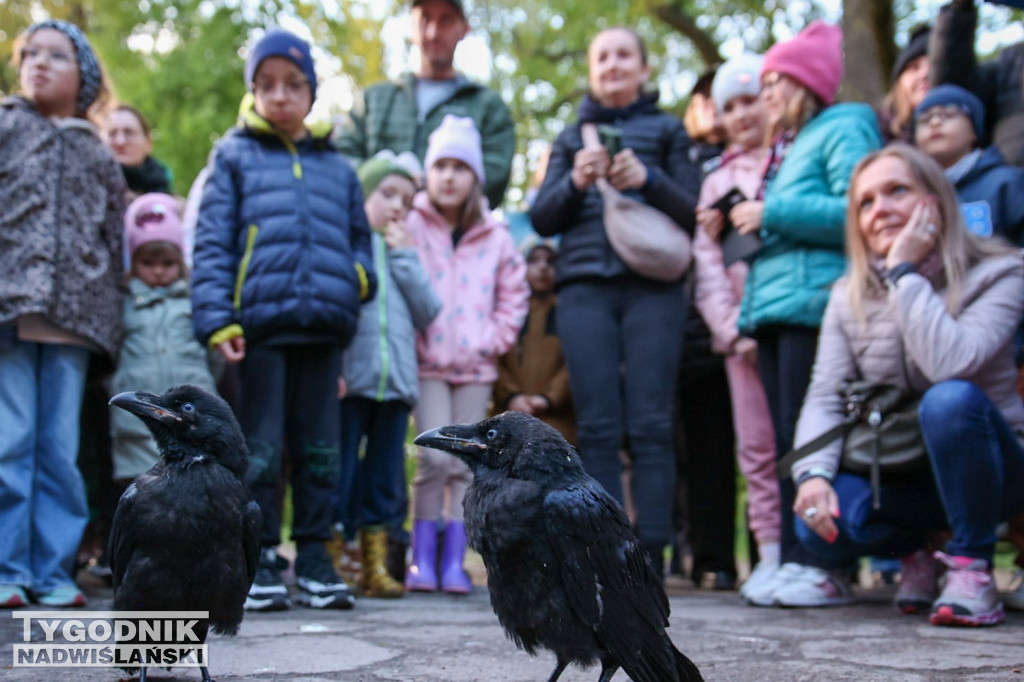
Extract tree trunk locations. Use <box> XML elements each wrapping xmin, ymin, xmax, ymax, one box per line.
<box><xmin>841</xmin><ymin>0</ymin><xmax>895</xmax><ymax>106</ymax></box>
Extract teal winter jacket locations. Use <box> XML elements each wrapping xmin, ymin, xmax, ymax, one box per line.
<box><xmin>739</xmin><ymin>103</ymin><xmax>882</xmax><ymax>333</ymax></box>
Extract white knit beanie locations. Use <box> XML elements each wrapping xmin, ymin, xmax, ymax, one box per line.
<box><xmin>424</xmin><ymin>114</ymin><xmax>485</xmax><ymax>183</ymax></box>
<box><xmin>711</xmin><ymin>53</ymin><xmax>764</xmax><ymax>113</ymax></box>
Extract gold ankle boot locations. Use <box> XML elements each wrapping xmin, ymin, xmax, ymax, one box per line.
<box><xmin>359</xmin><ymin>528</ymin><xmax>405</xmax><ymax>598</ymax></box>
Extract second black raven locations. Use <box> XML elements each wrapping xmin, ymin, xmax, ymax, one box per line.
<box><xmin>414</xmin><ymin>411</ymin><xmax>703</xmax><ymax>682</ymax></box>
<box><xmin>108</xmin><ymin>385</ymin><xmax>260</xmax><ymax>682</ymax></box>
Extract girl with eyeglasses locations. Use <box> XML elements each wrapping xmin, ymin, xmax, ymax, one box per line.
<box><xmin>0</xmin><ymin>20</ymin><xmax>126</xmax><ymax>609</ymax></box>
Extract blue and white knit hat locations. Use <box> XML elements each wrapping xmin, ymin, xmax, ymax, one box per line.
<box><xmin>25</xmin><ymin>19</ymin><xmax>102</xmax><ymax>115</ymax></box>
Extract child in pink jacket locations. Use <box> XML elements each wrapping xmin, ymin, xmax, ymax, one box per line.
<box><xmin>693</xmin><ymin>54</ymin><xmax>782</xmax><ymax>600</ymax></box>
<box><xmin>405</xmin><ymin>115</ymin><xmax>528</xmax><ymax>594</ymax></box>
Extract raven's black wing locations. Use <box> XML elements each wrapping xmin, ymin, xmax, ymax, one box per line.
<box><xmin>108</xmin><ymin>479</ymin><xmax>145</xmax><ymax>590</ymax></box>
<box><xmin>242</xmin><ymin>499</ymin><xmax>261</xmax><ymax>587</ymax></box>
<box><xmin>544</xmin><ymin>480</ymin><xmax>678</xmax><ymax>682</ymax></box>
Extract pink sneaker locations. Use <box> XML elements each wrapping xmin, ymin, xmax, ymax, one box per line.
<box><xmin>895</xmin><ymin>549</ymin><xmax>941</xmax><ymax>614</ymax></box>
<box><xmin>929</xmin><ymin>552</ymin><xmax>1004</xmax><ymax>627</ymax></box>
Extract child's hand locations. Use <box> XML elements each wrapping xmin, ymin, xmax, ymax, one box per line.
<box><xmin>217</xmin><ymin>337</ymin><xmax>246</xmax><ymax>364</ymax></box>
<box><xmin>732</xmin><ymin>336</ymin><xmax>758</xmax><ymax>365</ymax></box>
<box><xmin>696</xmin><ymin>207</ymin><xmax>725</xmax><ymax>241</ymax></box>
<box><xmin>507</xmin><ymin>394</ymin><xmax>536</xmax><ymax>415</ymax></box>
<box><xmin>526</xmin><ymin>395</ymin><xmax>551</xmax><ymax>415</ymax></box>
<box><xmin>383</xmin><ymin>220</ymin><xmax>413</xmax><ymax>249</ymax></box>
<box><xmin>729</xmin><ymin>200</ymin><xmax>764</xmax><ymax>236</ymax></box>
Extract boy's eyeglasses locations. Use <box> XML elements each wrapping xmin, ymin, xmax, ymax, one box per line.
<box><xmin>19</xmin><ymin>47</ymin><xmax>77</xmax><ymax>70</ymax></box>
<box><xmin>251</xmin><ymin>80</ymin><xmax>310</xmax><ymax>98</ymax></box>
<box><xmin>916</xmin><ymin>105</ymin><xmax>970</xmax><ymax>127</ymax></box>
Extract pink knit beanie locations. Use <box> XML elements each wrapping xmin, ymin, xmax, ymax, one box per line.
<box><xmin>424</xmin><ymin>114</ymin><xmax>485</xmax><ymax>183</ymax></box>
<box><xmin>124</xmin><ymin>193</ymin><xmax>184</xmax><ymax>258</ymax></box>
<box><xmin>761</xmin><ymin>20</ymin><xmax>843</xmax><ymax>106</ymax></box>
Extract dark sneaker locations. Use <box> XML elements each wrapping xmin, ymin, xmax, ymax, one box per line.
<box><xmin>929</xmin><ymin>552</ymin><xmax>1004</xmax><ymax>627</ymax></box>
<box><xmin>895</xmin><ymin>549</ymin><xmax>941</xmax><ymax>614</ymax></box>
<box><xmin>244</xmin><ymin>548</ymin><xmax>290</xmax><ymax>612</ymax></box>
<box><xmin>295</xmin><ymin>544</ymin><xmax>355</xmax><ymax>610</ymax></box>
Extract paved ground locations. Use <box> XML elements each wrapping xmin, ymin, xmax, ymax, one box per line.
<box><xmin>1</xmin><ymin>563</ymin><xmax>1022</xmax><ymax>682</ymax></box>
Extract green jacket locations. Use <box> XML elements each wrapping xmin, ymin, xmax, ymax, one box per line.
<box><xmin>336</xmin><ymin>73</ymin><xmax>515</xmax><ymax>209</ymax></box>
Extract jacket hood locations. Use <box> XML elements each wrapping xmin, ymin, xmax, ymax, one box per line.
<box><xmin>235</xmin><ymin>92</ymin><xmax>333</xmax><ymax>142</ymax></box>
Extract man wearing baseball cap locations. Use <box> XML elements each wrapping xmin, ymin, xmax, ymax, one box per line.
<box><xmin>336</xmin><ymin>0</ymin><xmax>514</xmax><ymax>210</ymax></box>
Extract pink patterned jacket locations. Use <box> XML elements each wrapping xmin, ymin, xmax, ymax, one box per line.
<box><xmin>407</xmin><ymin>191</ymin><xmax>528</xmax><ymax>385</ymax></box>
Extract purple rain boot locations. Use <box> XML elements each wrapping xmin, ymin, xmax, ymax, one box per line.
<box><xmin>405</xmin><ymin>519</ymin><xmax>439</xmax><ymax>592</ymax></box>
<box><xmin>440</xmin><ymin>520</ymin><xmax>472</xmax><ymax>594</ymax></box>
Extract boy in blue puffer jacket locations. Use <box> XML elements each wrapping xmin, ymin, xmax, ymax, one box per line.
<box><xmin>192</xmin><ymin>27</ymin><xmax>376</xmax><ymax>613</ymax></box>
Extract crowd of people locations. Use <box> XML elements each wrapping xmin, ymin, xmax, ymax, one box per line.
<box><xmin>2</xmin><ymin>0</ymin><xmax>1024</xmax><ymax>634</ymax></box>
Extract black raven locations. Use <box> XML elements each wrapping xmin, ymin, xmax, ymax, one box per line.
<box><xmin>414</xmin><ymin>411</ymin><xmax>703</xmax><ymax>682</ymax></box>
<box><xmin>108</xmin><ymin>385</ymin><xmax>260</xmax><ymax>682</ymax></box>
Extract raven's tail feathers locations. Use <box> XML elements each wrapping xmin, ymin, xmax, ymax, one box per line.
<box><xmin>674</xmin><ymin>646</ymin><xmax>704</xmax><ymax>682</ymax></box>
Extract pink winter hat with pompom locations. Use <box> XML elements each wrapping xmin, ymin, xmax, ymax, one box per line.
<box><xmin>761</xmin><ymin>20</ymin><xmax>844</xmax><ymax>106</ymax></box>
<box><xmin>424</xmin><ymin>114</ymin><xmax>485</xmax><ymax>183</ymax></box>
<box><xmin>124</xmin><ymin>193</ymin><xmax>184</xmax><ymax>258</ymax></box>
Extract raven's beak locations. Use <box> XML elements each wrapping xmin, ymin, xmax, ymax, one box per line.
<box><xmin>109</xmin><ymin>391</ymin><xmax>182</xmax><ymax>424</ymax></box>
<box><xmin>414</xmin><ymin>425</ymin><xmax>487</xmax><ymax>458</ymax></box>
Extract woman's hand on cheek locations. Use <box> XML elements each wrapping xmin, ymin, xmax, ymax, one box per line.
<box><xmin>886</xmin><ymin>198</ymin><xmax>939</xmax><ymax>269</ymax></box>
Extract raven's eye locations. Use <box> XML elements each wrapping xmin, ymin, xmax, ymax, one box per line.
<box><xmin>486</xmin><ymin>429</ymin><xmax>498</xmax><ymax>441</ymax></box>
<box><xmin>181</xmin><ymin>403</ymin><xmax>196</xmax><ymax>414</ymax></box>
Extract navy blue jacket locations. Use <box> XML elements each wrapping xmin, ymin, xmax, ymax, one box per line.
<box><xmin>955</xmin><ymin>146</ymin><xmax>1024</xmax><ymax>246</ymax></box>
<box><xmin>192</xmin><ymin>100</ymin><xmax>375</xmax><ymax>347</ymax></box>
<box><xmin>529</xmin><ymin>93</ymin><xmax>700</xmax><ymax>287</ymax></box>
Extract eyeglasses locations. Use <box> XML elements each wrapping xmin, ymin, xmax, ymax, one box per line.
<box><xmin>19</xmin><ymin>46</ymin><xmax>77</xmax><ymax>70</ymax></box>
<box><xmin>916</xmin><ymin>105</ymin><xmax>969</xmax><ymax>127</ymax></box>
<box><xmin>252</xmin><ymin>79</ymin><xmax>310</xmax><ymax>98</ymax></box>
<box><xmin>761</xmin><ymin>73</ymin><xmax>785</xmax><ymax>90</ymax></box>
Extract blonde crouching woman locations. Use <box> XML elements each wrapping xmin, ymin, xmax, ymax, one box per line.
<box><xmin>790</xmin><ymin>144</ymin><xmax>1024</xmax><ymax>627</ymax></box>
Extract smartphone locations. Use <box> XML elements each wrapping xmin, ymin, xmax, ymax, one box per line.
<box><xmin>711</xmin><ymin>187</ymin><xmax>747</xmax><ymax>236</ymax></box>
<box><xmin>597</xmin><ymin>125</ymin><xmax>622</xmax><ymax>157</ymax></box>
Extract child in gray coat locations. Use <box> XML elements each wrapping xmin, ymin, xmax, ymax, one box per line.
<box><xmin>111</xmin><ymin>193</ymin><xmax>218</xmax><ymax>481</ymax></box>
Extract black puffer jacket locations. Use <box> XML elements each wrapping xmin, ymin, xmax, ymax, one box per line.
<box><xmin>0</xmin><ymin>96</ymin><xmax>126</xmax><ymax>358</ymax></box>
<box><xmin>931</xmin><ymin>0</ymin><xmax>1024</xmax><ymax>166</ymax></box>
<box><xmin>530</xmin><ymin>93</ymin><xmax>700</xmax><ymax>287</ymax></box>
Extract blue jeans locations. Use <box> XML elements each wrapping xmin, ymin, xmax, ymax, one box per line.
<box><xmin>796</xmin><ymin>380</ymin><xmax>1024</xmax><ymax>567</ymax></box>
<box><xmin>0</xmin><ymin>333</ymin><xmax>90</xmax><ymax>592</ymax></box>
<box><xmin>556</xmin><ymin>277</ymin><xmax>687</xmax><ymax>546</ymax></box>
<box><xmin>333</xmin><ymin>397</ymin><xmax>411</xmax><ymax>539</ymax></box>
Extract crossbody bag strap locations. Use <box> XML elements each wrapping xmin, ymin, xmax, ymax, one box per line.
<box><xmin>776</xmin><ymin>417</ymin><xmax>855</xmax><ymax>479</ymax></box>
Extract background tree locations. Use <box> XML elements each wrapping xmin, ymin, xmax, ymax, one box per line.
<box><xmin>2</xmin><ymin>0</ymin><xmax>1020</xmax><ymax>204</ymax></box>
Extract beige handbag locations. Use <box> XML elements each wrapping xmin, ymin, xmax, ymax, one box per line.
<box><xmin>581</xmin><ymin>124</ymin><xmax>692</xmax><ymax>282</ymax></box>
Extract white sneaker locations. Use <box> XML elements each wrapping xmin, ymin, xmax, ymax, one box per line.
<box><xmin>1004</xmin><ymin>570</ymin><xmax>1024</xmax><ymax>612</ymax></box>
<box><xmin>740</xmin><ymin>560</ymin><xmax>780</xmax><ymax>602</ymax></box>
<box><xmin>743</xmin><ymin>562</ymin><xmax>802</xmax><ymax>607</ymax></box>
<box><xmin>772</xmin><ymin>564</ymin><xmax>853</xmax><ymax>607</ymax></box>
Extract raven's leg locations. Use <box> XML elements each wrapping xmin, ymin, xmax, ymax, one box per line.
<box><xmin>547</xmin><ymin>658</ymin><xmax>568</xmax><ymax>682</ymax></box>
<box><xmin>597</xmin><ymin>662</ymin><xmax>619</xmax><ymax>682</ymax></box>
<box><xmin>200</xmin><ymin>665</ymin><xmax>214</xmax><ymax>682</ymax></box>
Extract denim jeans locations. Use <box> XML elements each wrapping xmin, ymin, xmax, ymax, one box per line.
<box><xmin>0</xmin><ymin>333</ymin><xmax>90</xmax><ymax>592</ymax></box>
<box><xmin>333</xmin><ymin>397</ymin><xmax>411</xmax><ymax>538</ymax></box>
<box><xmin>796</xmin><ymin>380</ymin><xmax>1024</xmax><ymax>567</ymax></box>
<box><xmin>556</xmin><ymin>277</ymin><xmax>687</xmax><ymax>547</ymax></box>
